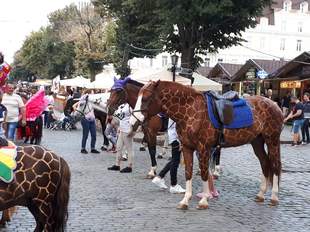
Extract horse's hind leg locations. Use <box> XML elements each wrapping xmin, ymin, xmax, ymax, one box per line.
<box><xmin>265</xmin><ymin>135</ymin><xmax>281</xmax><ymax>206</ymax></box>
<box><xmin>251</xmin><ymin>136</ymin><xmax>270</xmax><ymax>202</ymax></box>
<box><xmin>197</xmin><ymin>147</ymin><xmax>211</xmax><ymax>209</ymax></box>
<box><xmin>28</xmin><ymin>204</ymin><xmax>44</xmax><ymax>232</ymax></box>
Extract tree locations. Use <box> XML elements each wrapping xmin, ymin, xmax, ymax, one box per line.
<box><xmin>93</xmin><ymin>0</ymin><xmax>272</xmax><ymax>71</ymax></box>
<box><xmin>49</xmin><ymin>3</ymin><xmax>115</xmax><ymax>81</ymax></box>
<box><xmin>92</xmin><ymin>0</ymin><xmax>163</xmax><ymax>77</ymax></box>
<box><xmin>17</xmin><ymin>27</ymin><xmax>75</xmax><ymax>79</ymax></box>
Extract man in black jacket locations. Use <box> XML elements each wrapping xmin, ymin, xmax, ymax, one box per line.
<box><xmin>302</xmin><ymin>92</ymin><xmax>310</xmax><ymax>144</ymax></box>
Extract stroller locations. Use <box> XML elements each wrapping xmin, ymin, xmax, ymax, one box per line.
<box><xmin>49</xmin><ymin>110</ymin><xmax>76</xmax><ymax>131</ymax></box>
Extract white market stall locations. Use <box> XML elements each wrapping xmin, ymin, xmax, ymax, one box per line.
<box><xmin>60</xmin><ymin>76</ymin><xmax>91</xmax><ymax>88</ymax></box>
<box><xmin>86</xmin><ymin>71</ymin><xmax>116</xmax><ymax>90</ymax></box>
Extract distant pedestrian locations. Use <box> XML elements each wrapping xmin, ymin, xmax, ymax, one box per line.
<box><xmin>281</xmin><ymin>91</ymin><xmax>291</xmax><ymax>117</ymax></box>
<box><xmin>284</xmin><ymin>96</ymin><xmax>304</xmax><ymax>146</ymax></box>
<box><xmin>302</xmin><ymin>92</ymin><xmax>310</xmax><ymax>144</ymax></box>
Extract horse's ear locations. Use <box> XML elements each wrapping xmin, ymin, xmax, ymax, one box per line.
<box><xmin>114</xmin><ymin>77</ymin><xmax>118</xmax><ymax>82</ymax></box>
<box><xmin>154</xmin><ymin>80</ymin><xmax>160</xmax><ymax>88</ymax></box>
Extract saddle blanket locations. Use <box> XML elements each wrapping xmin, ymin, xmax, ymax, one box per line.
<box><xmin>205</xmin><ymin>93</ymin><xmax>254</xmax><ymax>129</ymax></box>
<box><xmin>0</xmin><ymin>140</ymin><xmax>17</xmax><ymax>183</ymax></box>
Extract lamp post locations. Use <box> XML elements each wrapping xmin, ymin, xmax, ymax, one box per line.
<box><xmin>171</xmin><ymin>54</ymin><xmax>179</xmax><ymax>82</ymax></box>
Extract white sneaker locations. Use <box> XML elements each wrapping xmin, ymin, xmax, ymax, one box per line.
<box><xmin>170</xmin><ymin>184</ymin><xmax>186</xmax><ymax>194</ymax></box>
<box><xmin>152</xmin><ymin>176</ymin><xmax>168</xmax><ymax>189</ymax></box>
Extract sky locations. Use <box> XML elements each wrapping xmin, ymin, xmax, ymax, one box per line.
<box><xmin>0</xmin><ymin>0</ymin><xmax>90</xmax><ymax>64</ymax></box>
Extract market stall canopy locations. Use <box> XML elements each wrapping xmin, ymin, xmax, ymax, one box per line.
<box><xmin>30</xmin><ymin>79</ymin><xmax>52</xmax><ymax>86</ymax></box>
<box><xmin>131</xmin><ymin>69</ymin><xmax>192</xmax><ymax>85</ymax></box>
<box><xmin>86</xmin><ymin>71</ymin><xmax>116</xmax><ymax>89</ymax></box>
<box><xmin>60</xmin><ymin>76</ymin><xmax>90</xmax><ymax>88</ymax></box>
<box><xmin>192</xmin><ymin>72</ymin><xmax>222</xmax><ymax>91</ymax></box>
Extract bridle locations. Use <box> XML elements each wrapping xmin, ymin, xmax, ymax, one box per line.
<box><xmin>107</xmin><ymin>88</ymin><xmax>128</xmax><ymax>119</ymax></box>
<box><xmin>75</xmin><ymin>96</ymin><xmax>92</xmax><ymax>117</ymax></box>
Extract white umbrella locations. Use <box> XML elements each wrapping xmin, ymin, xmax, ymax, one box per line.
<box><xmin>192</xmin><ymin>72</ymin><xmax>222</xmax><ymax>92</ymax></box>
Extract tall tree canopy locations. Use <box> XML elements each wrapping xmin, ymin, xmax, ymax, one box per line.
<box><xmin>92</xmin><ymin>0</ymin><xmax>163</xmax><ymax>77</ymax></box>
<box><xmin>93</xmin><ymin>0</ymin><xmax>272</xmax><ymax>71</ymax></box>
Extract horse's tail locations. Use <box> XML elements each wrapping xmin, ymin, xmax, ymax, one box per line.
<box><xmin>52</xmin><ymin>157</ymin><xmax>71</xmax><ymax>232</ymax></box>
<box><xmin>266</xmin><ymin>137</ymin><xmax>282</xmax><ymax>187</ymax></box>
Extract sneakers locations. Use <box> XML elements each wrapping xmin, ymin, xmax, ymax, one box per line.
<box><xmin>152</xmin><ymin>176</ymin><xmax>168</xmax><ymax>189</ymax></box>
<box><xmin>91</xmin><ymin>149</ymin><xmax>100</xmax><ymax>154</ymax></box>
<box><xmin>107</xmin><ymin>165</ymin><xmax>120</xmax><ymax>171</ymax></box>
<box><xmin>81</xmin><ymin>149</ymin><xmax>88</xmax><ymax>154</ymax></box>
<box><xmin>120</xmin><ymin>167</ymin><xmax>132</xmax><ymax>173</ymax></box>
<box><xmin>170</xmin><ymin>184</ymin><xmax>186</xmax><ymax>194</ymax></box>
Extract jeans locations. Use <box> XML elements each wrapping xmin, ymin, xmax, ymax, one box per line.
<box><xmin>42</xmin><ymin>111</ymin><xmax>50</xmax><ymax>128</ymax></box>
<box><xmin>81</xmin><ymin>118</ymin><xmax>96</xmax><ymax>150</ymax></box>
<box><xmin>292</xmin><ymin>119</ymin><xmax>304</xmax><ymax>133</ymax></box>
<box><xmin>158</xmin><ymin>140</ymin><xmax>181</xmax><ymax>186</ymax></box>
<box><xmin>7</xmin><ymin>122</ymin><xmax>18</xmax><ymax>140</ymax></box>
<box><xmin>302</xmin><ymin>118</ymin><xmax>310</xmax><ymax>142</ymax></box>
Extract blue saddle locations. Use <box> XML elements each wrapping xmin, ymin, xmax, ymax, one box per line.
<box><xmin>204</xmin><ymin>92</ymin><xmax>253</xmax><ymax>129</ymax></box>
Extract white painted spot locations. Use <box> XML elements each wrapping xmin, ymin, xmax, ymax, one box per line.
<box><xmin>198</xmin><ymin>180</ymin><xmax>209</xmax><ymax>206</ymax></box>
<box><xmin>129</xmin><ymin>94</ymin><xmax>145</xmax><ymax>126</ymax></box>
<box><xmin>179</xmin><ymin>179</ymin><xmax>192</xmax><ymax>206</ymax></box>
<box><xmin>257</xmin><ymin>174</ymin><xmax>268</xmax><ymax>199</ymax></box>
<box><xmin>271</xmin><ymin>174</ymin><xmax>279</xmax><ymax>201</ymax></box>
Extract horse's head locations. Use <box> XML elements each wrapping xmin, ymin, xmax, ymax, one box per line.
<box><xmin>129</xmin><ymin>80</ymin><xmax>161</xmax><ymax>131</ymax></box>
<box><xmin>107</xmin><ymin>77</ymin><xmax>130</xmax><ymax>115</ymax></box>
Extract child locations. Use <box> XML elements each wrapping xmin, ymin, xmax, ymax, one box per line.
<box><xmin>105</xmin><ymin>115</ymin><xmax>118</xmax><ymax>153</ymax></box>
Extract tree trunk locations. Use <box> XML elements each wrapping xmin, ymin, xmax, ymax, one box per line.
<box><xmin>90</xmin><ymin>68</ymin><xmax>96</xmax><ymax>82</ymax></box>
<box><xmin>180</xmin><ymin>47</ymin><xmax>195</xmax><ymax>70</ymax></box>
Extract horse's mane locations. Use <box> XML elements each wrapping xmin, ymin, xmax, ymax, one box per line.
<box><xmin>127</xmin><ymin>79</ymin><xmax>144</xmax><ymax>88</ymax></box>
<box><xmin>158</xmin><ymin>81</ymin><xmax>201</xmax><ymax>96</ymax></box>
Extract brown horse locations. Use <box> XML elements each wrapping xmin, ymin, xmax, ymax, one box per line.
<box><xmin>130</xmin><ymin>80</ymin><xmax>283</xmax><ymax>210</ymax></box>
<box><xmin>107</xmin><ymin>78</ymin><xmax>164</xmax><ymax>178</ymax></box>
<box><xmin>0</xmin><ymin>144</ymin><xmax>70</xmax><ymax>231</ymax></box>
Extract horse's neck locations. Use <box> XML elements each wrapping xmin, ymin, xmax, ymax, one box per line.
<box><xmin>126</xmin><ymin>84</ymin><xmax>140</xmax><ymax>108</ymax></box>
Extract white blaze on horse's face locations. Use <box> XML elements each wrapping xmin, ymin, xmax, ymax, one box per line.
<box><xmin>130</xmin><ymin>94</ymin><xmax>145</xmax><ymax>126</ymax></box>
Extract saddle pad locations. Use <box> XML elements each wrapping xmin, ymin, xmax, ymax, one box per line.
<box><xmin>0</xmin><ymin>142</ymin><xmax>17</xmax><ymax>183</ymax></box>
<box><xmin>204</xmin><ymin>93</ymin><xmax>254</xmax><ymax>129</ymax></box>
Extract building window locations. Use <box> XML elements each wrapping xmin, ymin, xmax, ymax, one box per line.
<box><xmin>162</xmin><ymin>56</ymin><xmax>168</xmax><ymax>67</ymax></box>
<box><xmin>260</xmin><ymin>37</ymin><xmax>266</xmax><ymax>49</ymax></box>
<box><xmin>300</xmin><ymin>2</ymin><xmax>308</xmax><ymax>13</ymax></box>
<box><xmin>218</xmin><ymin>58</ymin><xmax>223</xmax><ymax>63</ymax></box>
<box><xmin>283</xmin><ymin>1</ymin><xmax>291</xmax><ymax>11</ymax></box>
<box><xmin>296</xmin><ymin>40</ymin><xmax>302</xmax><ymax>51</ymax></box>
<box><xmin>204</xmin><ymin>58</ymin><xmax>210</xmax><ymax>67</ymax></box>
<box><xmin>280</xmin><ymin>38</ymin><xmax>286</xmax><ymax>51</ymax></box>
<box><xmin>281</xmin><ymin>21</ymin><xmax>286</xmax><ymax>32</ymax></box>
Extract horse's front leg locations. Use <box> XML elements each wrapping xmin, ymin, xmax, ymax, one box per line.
<box><xmin>177</xmin><ymin>146</ymin><xmax>193</xmax><ymax>210</ymax></box>
<box><xmin>197</xmin><ymin>147</ymin><xmax>210</xmax><ymax>209</ymax></box>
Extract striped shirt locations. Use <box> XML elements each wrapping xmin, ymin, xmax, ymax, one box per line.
<box><xmin>2</xmin><ymin>93</ymin><xmax>24</xmax><ymax>122</ymax></box>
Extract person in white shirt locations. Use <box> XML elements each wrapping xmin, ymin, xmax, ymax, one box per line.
<box><xmin>2</xmin><ymin>83</ymin><xmax>26</xmax><ymax>140</ymax></box>
<box><xmin>108</xmin><ymin>103</ymin><xmax>134</xmax><ymax>173</ymax></box>
<box><xmin>152</xmin><ymin>119</ymin><xmax>186</xmax><ymax>194</ymax></box>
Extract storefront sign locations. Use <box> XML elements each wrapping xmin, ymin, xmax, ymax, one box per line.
<box><xmin>257</xmin><ymin>70</ymin><xmax>268</xmax><ymax>79</ymax></box>
<box><xmin>280</xmin><ymin>81</ymin><xmax>301</xmax><ymax>89</ymax></box>
<box><xmin>245</xmin><ymin>68</ymin><xmax>256</xmax><ymax>79</ymax></box>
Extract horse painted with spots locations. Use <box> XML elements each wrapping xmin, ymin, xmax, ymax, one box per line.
<box><xmin>130</xmin><ymin>80</ymin><xmax>283</xmax><ymax>210</ymax></box>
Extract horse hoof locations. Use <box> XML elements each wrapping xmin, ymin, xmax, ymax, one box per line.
<box><xmin>157</xmin><ymin>155</ymin><xmax>163</xmax><ymax>159</ymax></box>
<box><xmin>177</xmin><ymin>204</ymin><xmax>188</xmax><ymax>210</ymax></box>
<box><xmin>196</xmin><ymin>204</ymin><xmax>209</xmax><ymax>210</ymax></box>
<box><xmin>269</xmin><ymin>199</ymin><xmax>279</xmax><ymax>207</ymax></box>
<box><xmin>255</xmin><ymin>196</ymin><xmax>265</xmax><ymax>203</ymax></box>
<box><xmin>139</xmin><ymin>147</ymin><xmax>146</xmax><ymax>151</ymax></box>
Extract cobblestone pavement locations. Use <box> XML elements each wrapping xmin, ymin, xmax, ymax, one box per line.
<box><xmin>2</xmin><ymin>128</ymin><xmax>310</xmax><ymax>232</ymax></box>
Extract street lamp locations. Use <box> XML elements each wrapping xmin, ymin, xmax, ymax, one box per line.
<box><xmin>171</xmin><ymin>54</ymin><xmax>179</xmax><ymax>82</ymax></box>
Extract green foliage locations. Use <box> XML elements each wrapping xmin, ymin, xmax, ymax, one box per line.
<box><xmin>93</xmin><ymin>0</ymin><xmax>163</xmax><ymax>77</ymax></box>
